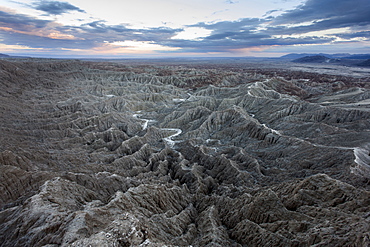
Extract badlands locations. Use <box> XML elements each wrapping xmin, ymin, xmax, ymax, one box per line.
<box><xmin>0</xmin><ymin>58</ymin><xmax>370</xmax><ymax>246</ymax></box>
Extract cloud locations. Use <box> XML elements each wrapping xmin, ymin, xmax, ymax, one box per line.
<box><xmin>1</xmin><ymin>0</ymin><xmax>369</xmax><ymax>56</ymax></box>
<box><xmin>162</xmin><ymin>34</ymin><xmax>335</xmax><ymax>53</ymax></box>
<box><xmin>225</xmin><ymin>0</ymin><xmax>239</xmax><ymax>4</ymax></box>
<box><xmin>193</xmin><ymin>18</ymin><xmax>264</xmax><ymax>32</ymax></box>
<box><xmin>263</xmin><ymin>9</ymin><xmax>281</xmax><ymax>17</ymax></box>
<box><xmin>76</xmin><ymin>20</ymin><xmax>182</xmax><ymax>43</ymax></box>
<box><xmin>0</xmin><ymin>10</ymin><xmax>182</xmax><ymax>54</ymax></box>
<box><xmin>0</xmin><ymin>29</ymin><xmax>94</xmax><ymax>50</ymax></box>
<box><xmin>167</xmin><ymin>0</ymin><xmax>370</xmax><ymax>53</ymax></box>
<box><xmin>176</xmin><ymin>17</ymin><xmax>334</xmax><ymax>52</ymax></box>
<box><xmin>336</xmin><ymin>31</ymin><xmax>370</xmax><ymax>40</ymax></box>
<box><xmin>31</xmin><ymin>0</ymin><xmax>85</xmax><ymax>15</ymax></box>
<box><xmin>255</xmin><ymin>0</ymin><xmax>370</xmax><ymax>45</ymax></box>
<box><xmin>0</xmin><ymin>10</ymin><xmax>49</xmax><ymax>30</ymax></box>
<box><xmin>0</xmin><ymin>9</ymin><xmax>84</xmax><ymax>42</ymax></box>
<box><xmin>272</xmin><ymin>0</ymin><xmax>370</xmax><ymax>28</ymax></box>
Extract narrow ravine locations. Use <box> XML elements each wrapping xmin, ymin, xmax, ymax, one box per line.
<box><xmin>133</xmin><ymin>112</ymin><xmax>182</xmax><ymax>148</ymax></box>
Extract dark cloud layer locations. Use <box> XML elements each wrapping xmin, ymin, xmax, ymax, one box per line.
<box><xmin>1</xmin><ymin>0</ymin><xmax>369</xmax><ymax>55</ymax></box>
<box><xmin>0</xmin><ymin>10</ymin><xmax>181</xmax><ymax>52</ymax></box>
<box><xmin>273</xmin><ymin>0</ymin><xmax>370</xmax><ymax>25</ymax></box>
<box><xmin>162</xmin><ymin>34</ymin><xmax>335</xmax><ymax>53</ymax></box>
<box><xmin>170</xmin><ymin>0</ymin><xmax>370</xmax><ymax>52</ymax></box>
<box><xmin>270</xmin><ymin>0</ymin><xmax>370</xmax><ymax>37</ymax></box>
<box><xmin>0</xmin><ymin>10</ymin><xmax>49</xmax><ymax>30</ymax></box>
<box><xmin>336</xmin><ymin>31</ymin><xmax>370</xmax><ymax>40</ymax></box>
<box><xmin>0</xmin><ymin>29</ymin><xmax>96</xmax><ymax>49</ymax></box>
<box><xmin>31</xmin><ymin>0</ymin><xmax>85</xmax><ymax>15</ymax></box>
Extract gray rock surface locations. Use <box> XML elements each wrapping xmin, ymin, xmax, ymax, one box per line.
<box><xmin>0</xmin><ymin>59</ymin><xmax>369</xmax><ymax>246</ymax></box>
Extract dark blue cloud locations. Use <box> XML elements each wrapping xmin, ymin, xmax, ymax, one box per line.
<box><xmin>225</xmin><ymin>0</ymin><xmax>239</xmax><ymax>4</ymax></box>
<box><xmin>75</xmin><ymin>21</ymin><xmax>182</xmax><ymax>43</ymax></box>
<box><xmin>31</xmin><ymin>0</ymin><xmax>85</xmax><ymax>15</ymax></box>
<box><xmin>262</xmin><ymin>9</ymin><xmax>281</xmax><ymax>19</ymax></box>
<box><xmin>336</xmin><ymin>31</ymin><xmax>370</xmax><ymax>40</ymax></box>
<box><xmin>195</xmin><ymin>0</ymin><xmax>370</xmax><ymax>39</ymax></box>
<box><xmin>272</xmin><ymin>0</ymin><xmax>370</xmax><ymax>27</ymax></box>
<box><xmin>0</xmin><ymin>10</ymin><xmax>49</xmax><ymax>30</ymax></box>
<box><xmin>203</xmin><ymin>30</ymin><xmax>270</xmax><ymax>41</ymax></box>
<box><xmin>192</xmin><ymin>18</ymin><xmax>264</xmax><ymax>33</ymax></box>
<box><xmin>162</xmin><ymin>35</ymin><xmax>335</xmax><ymax>53</ymax></box>
<box><xmin>0</xmin><ymin>28</ymin><xmax>96</xmax><ymax>49</ymax></box>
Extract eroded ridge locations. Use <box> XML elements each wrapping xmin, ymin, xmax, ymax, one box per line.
<box><xmin>0</xmin><ymin>59</ymin><xmax>370</xmax><ymax>247</ymax></box>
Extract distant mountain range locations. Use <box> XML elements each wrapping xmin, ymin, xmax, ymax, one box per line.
<box><xmin>1</xmin><ymin>52</ymin><xmax>370</xmax><ymax>67</ymax></box>
<box><xmin>281</xmin><ymin>53</ymin><xmax>370</xmax><ymax>60</ymax></box>
<box><xmin>283</xmin><ymin>53</ymin><xmax>370</xmax><ymax>67</ymax></box>
<box><xmin>0</xmin><ymin>53</ymin><xmax>30</xmax><ymax>58</ymax></box>
<box><xmin>292</xmin><ymin>55</ymin><xmax>335</xmax><ymax>63</ymax></box>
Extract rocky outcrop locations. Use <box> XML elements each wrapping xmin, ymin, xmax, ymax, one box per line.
<box><xmin>0</xmin><ymin>59</ymin><xmax>369</xmax><ymax>246</ymax></box>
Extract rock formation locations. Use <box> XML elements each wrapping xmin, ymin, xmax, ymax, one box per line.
<box><xmin>0</xmin><ymin>58</ymin><xmax>369</xmax><ymax>246</ymax></box>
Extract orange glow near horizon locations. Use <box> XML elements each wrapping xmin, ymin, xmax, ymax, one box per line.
<box><xmin>0</xmin><ymin>26</ymin><xmax>80</xmax><ymax>40</ymax></box>
<box><xmin>0</xmin><ymin>43</ymin><xmax>44</xmax><ymax>51</ymax></box>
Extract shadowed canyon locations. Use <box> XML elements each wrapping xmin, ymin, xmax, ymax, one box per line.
<box><xmin>0</xmin><ymin>58</ymin><xmax>370</xmax><ymax>246</ymax></box>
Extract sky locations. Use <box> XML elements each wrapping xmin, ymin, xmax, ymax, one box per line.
<box><xmin>0</xmin><ymin>0</ymin><xmax>369</xmax><ymax>58</ymax></box>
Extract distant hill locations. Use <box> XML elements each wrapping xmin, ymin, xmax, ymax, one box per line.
<box><xmin>343</xmin><ymin>54</ymin><xmax>370</xmax><ymax>59</ymax></box>
<box><xmin>357</xmin><ymin>59</ymin><xmax>370</xmax><ymax>67</ymax></box>
<box><xmin>281</xmin><ymin>53</ymin><xmax>350</xmax><ymax>59</ymax></box>
<box><xmin>0</xmin><ymin>53</ymin><xmax>30</xmax><ymax>59</ymax></box>
<box><xmin>282</xmin><ymin>53</ymin><xmax>370</xmax><ymax>60</ymax></box>
<box><xmin>281</xmin><ymin>53</ymin><xmax>327</xmax><ymax>59</ymax></box>
<box><xmin>292</xmin><ymin>55</ymin><xmax>334</xmax><ymax>63</ymax></box>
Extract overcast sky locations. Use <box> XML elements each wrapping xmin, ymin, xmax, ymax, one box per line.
<box><xmin>0</xmin><ymin>0</ymin><xmax>369</xmax><ymax>58</ymax></box>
